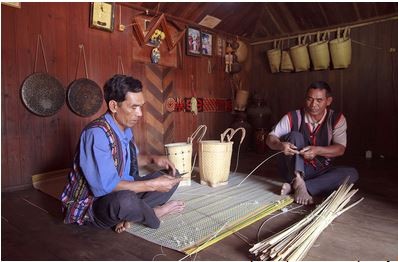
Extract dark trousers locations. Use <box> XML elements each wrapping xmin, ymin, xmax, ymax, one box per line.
<box><xmin>278</xmin><ymin>131</ymin><xmax>359</xmax><ymax>196</ymax></box>
<box><xmin>91</xmin><ymin>171</ymin><xmax>179</xmax><ymax>229</ymax></box>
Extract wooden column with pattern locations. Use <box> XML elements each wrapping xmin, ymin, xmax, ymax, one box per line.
<box><xmin>142</xmin><ymin>64</ymin><xmax>175</xmax><ymax>154</ymax></box>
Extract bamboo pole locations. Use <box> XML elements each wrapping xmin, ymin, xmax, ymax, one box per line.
<box><xmin>249</xmin><ymin>181</ymin><xmax>363</xmax><ymax>261</ymax></box>
<box><xmin>250</xmin><ymin>15</ymin><xmax>398</xmax><ymax>46</ymax></box>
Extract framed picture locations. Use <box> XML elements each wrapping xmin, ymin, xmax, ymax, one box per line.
<box><xmin>201</xmin><ymin>32</ymin><xmax>213</xmax><ymax>56</ymax></box>
<box><xmin>89</xmin><ymin>2</ymin><xmax>115</xmax><ymax>32</ymax></box>
<box><xmin>186</xmin><ymin>27</ymin><xmax>201</xmax><ymax>56</ymax></box>
<box><xmin>2</xmin><ymin>2</ymin><xmax>21</xmax><ymax>8</ymax></box>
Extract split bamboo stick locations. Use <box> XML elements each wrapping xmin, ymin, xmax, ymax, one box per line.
<box><xmin>249</xmin><ymin>181</ymin><xmax>363</xmax><ymax>261</ymax></box>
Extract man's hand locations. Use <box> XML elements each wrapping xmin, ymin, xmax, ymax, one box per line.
<box><xmin>149</xmin><ymin>175</ymin><xmax>181</xmax><ymax>192</ymax></box>
<box><xmin>152</xmin><ymin>155</ymin><xmax>177</xmax><ymax>176</ymax></box>
<box><xmin>300</xmin><ymin>146</ymin><xmax>317</xmax><ymax>160</ymax></box>
<box><xmin>282</xmin><ymin>142</ymin><xmax>299</xmax><ymax>156</ymax></box>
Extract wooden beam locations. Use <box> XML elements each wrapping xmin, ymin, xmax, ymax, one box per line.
<box><xmin>250</xmin><ymin>13</ymin><xmax>398</xmax><ymax>45</ymax></box>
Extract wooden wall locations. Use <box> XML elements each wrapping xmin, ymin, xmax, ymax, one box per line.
<box><xmin>1</xmin><ymin>3</ymin><xmax>232</xmax><ymax>190</ymax></box>
<box><xmin>250</xmin><ymin>19</ymin><xmax>398</xmax><ymax>159</ymax></box>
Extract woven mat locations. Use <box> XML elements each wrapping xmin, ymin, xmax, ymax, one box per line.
<box><xmin>126</xmin><ymin>172</ymin><xmax>292</xmax><ymax>254</ymax></box>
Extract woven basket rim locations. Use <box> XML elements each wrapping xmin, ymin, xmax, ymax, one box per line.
<box><xmin>165</xmin><ymin>142</ymin><xmax>191</xmax><ymax>147</ymax></box>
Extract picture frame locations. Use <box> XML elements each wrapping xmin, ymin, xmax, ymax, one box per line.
<box><xmin>201</xmin><ymin>32</ymin><xmax>213</xmax><ymax>56</ymax></box>
<box><xmin>2</xmin><ymin>2</ymin><xmax>21</xmax><ymax>8</ymax></box>
<box><xmin>89</xmin><ymin>2</ymin><xmax>115</xmax><ymax>32</ymax></box>
<box><xmin>186</xmin><ymin>27</ymin><xmax>201</xmax><ymax>56</ymax></box>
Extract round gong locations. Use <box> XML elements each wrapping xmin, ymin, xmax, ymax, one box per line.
<box><xmin>21</xmin><ymin>72</ymin><xmax>65</xmax><ymax>117</ymax></box>
<box><xmin>67</xmin><ymin>78</ymin><xmax>103</xmax><ymax>117</ymax></box>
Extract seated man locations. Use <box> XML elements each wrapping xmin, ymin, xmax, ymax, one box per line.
<box><xmin>61</xmin><ymin>74</ymin><xmax>185</xmax><ymax>233</ymax></box>
<box><xmin>266</xmin><ymin>81</ymin><xmax>358</xmax><ymax>205</ymax></box>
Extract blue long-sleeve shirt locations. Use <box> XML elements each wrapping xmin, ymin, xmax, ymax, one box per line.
<box><xmin>79</xmin><ymin>113</ymin><xmax>135</xmax><ymax>197</ymax></box>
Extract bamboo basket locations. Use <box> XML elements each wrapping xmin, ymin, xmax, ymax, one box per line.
<box><xmin>164</xmin><ymin>125</ymin><xmax>207</xmax><ymax>186</ymax></box>
<box><xmin>281</xmin><ymin>51</ymin><xmax>294</xmax><ymax>72</ymax></box>
<box><xmin>234</xmin><ymin>89</ymin><xmax>250</xmax><ymax>111</ymax></box>
<box><xmin>266</xmin><ymin>40</ymin><xmax>281</xmax><ymax>73</ymax></box>
<box><xmin>309</xmin><ymin>31</ymin><xmax>330</xmax><ymax>70</ymax></box>
<box><xmin>199</xmin><ymin>127</ymin><xmax>245</xmax><ymax>187</ymax></box>
<box><xmin>290</xmin><ymin>35</ymin><xmax>310</xmax><ymax>72</ymax></box>
<box><xmin>280</xmin><ymin>39</ymin><xmax>294</xmax><ymax>72</ymax></box>
<box><xmin>329</xmin><ymin>27</ymin><xmax>352</xmax><ymax>69</ymax></box>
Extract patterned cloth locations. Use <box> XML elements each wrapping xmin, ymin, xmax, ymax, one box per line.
<box><xmin>61</xmin><ymin>115</ymin><xmax>126</xmax><ymax>225</ymax></box>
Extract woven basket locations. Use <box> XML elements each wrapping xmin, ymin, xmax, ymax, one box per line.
<box><xmin>280</xmin><ymin>51</ymin><xmax>294</xmax><ymax>72</ymax></box>
<box><xmin>329</xmin><ymin>27</ymin><xmax>352</xmax><ymax>69</ymax></box>
<box><xmin>309</xmin><ymin>31</ymin><xmax>330</xmax><ymax>70</ymax></box>
<box><xmin>199</xmin><ymin>127</ymin><xmax>245</xmax><ymax>187</ymax></box>
<box><xmin>266</xmin><ymin>40</ymin><xmax>281</xmax><ymax>73</ymax></box>
<box><xmin>234</xmin><ymin>89</ymin><xmax>249</xmax><ymax>111</ymax></box>
<box><xmin>280</xmin><ymin>39</ymin><xmax>294</xmax><ymax>72</ymax></box>
<box><xmin>290</xmin><ymin>35</ymin><xmax>310</xmax><ymax>72</ymax></box>
<box><xmin>164</xmin><ymin>125</ymin><xmax>207</xmax><ymax>186</ymax></box>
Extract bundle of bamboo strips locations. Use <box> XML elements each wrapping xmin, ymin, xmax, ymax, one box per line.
<box><xmin>249</xmin><ymin>179</ymin><xmax>364</xmax><ymax>261</ymax></box>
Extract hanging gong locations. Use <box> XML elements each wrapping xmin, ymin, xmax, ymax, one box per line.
<box><xmin>67</xmin><ymin>78</ymin><xmax>103</xmax><ymax>117</ymax></box>
<box><xmin>21</xmin><ymin>72</ymin><xmax>65</xmax><ymax>117</ymax></box>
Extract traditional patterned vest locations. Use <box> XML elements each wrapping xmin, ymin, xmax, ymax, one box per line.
<box><xmin>288</xmin><ymin>109</ymin><xmax>342</xmax><ymax>167</ymax></box>
<box><xmin>61</xmin><ymin>115</ymin><xmax>125</xmax><ymax>225</ymax></box>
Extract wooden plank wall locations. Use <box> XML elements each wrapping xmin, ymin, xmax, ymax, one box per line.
<box><xmin>250</xmin><ymin>19</ymin><xmax>398</xmax><ymax>159</ymax></box>
<box><xmin>1</xmin><ymin>3</ymin><xmax>232</xmax><ymax>190</ymax></box>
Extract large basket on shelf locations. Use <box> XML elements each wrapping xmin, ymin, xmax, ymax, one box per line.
<box><xmin>329</xmin><ymin>27</ymin><xmax>352</xmax><ymax>69</ymax></box>
<box><xmin>309</xmin><ymin>31</ymin><xmax>330</xmax><ymax>70</ymax></box>
<box><xmin>266</xmin><ymin>40</ymin><xmax>281</xmax><ymax>73</ymax></box>
<box><xmin>290</xmin><ymin>35</ymin><xmax>310</xmax><ymax>72</ymax></box>
<box><xmin>164</xmin><ymin>125</ymin><xmax>207</xmax><ymax>186</ymax></box>
<box><xmin>199</xmin><ymin>127</ymin><xmax>245</xmax><ymax>187</ymax></box>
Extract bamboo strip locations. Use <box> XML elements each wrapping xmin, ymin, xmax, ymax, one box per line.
<box><xmin>184</xmin><ymin>197</ymin><xmax>293</xmax><ymax>255</ymax></box>
<box><xmin>249</xmin><ymin>181</ymin><xmax>363</xmax><ymax>261</ymax></box>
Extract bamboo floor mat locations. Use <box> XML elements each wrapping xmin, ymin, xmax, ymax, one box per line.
<box><xmin>126</xmin><ymin>172</ymin><xmax>292</xmax><ymax>254</ymax></box>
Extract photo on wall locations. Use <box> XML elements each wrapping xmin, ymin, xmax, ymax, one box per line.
<box><xmin>201</xmin><ymin>32</ymin><xmax>213</xmax><ymax>56</ymax></box>
<box><xmin>186</xmin><ymin>27</ymin><xmax>201</xmax><ymax>56</ymax></box>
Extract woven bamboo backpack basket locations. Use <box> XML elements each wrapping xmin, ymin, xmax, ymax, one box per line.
<box><xmin>290</xmin><ymin>35</ymin><xmax>310</xmax><ymax>72</ymax></box>
<box><xmin>266</xmin><ymin>40</ymin><xmax>281</xmax><ymax>73</ymax></box>
<box><xmin>309</xmin><ymin>31</ymin><xmax>330</xmax><ymax>70</ymax></box>
<box><xmin>329</xmin><ymin>27</ymin><xmax>352</xmax><ymax>69</ymax></box>
<box><xmin>280</xmin><ymin>39</ymin><xmax>294</xmax><ymax>72</ymax></box>
<box><xmin>199</xmin><ymin>127</ymin><xmax>245</xmax><ymax>187</ymax></box>
<box><xmin>164</xmin><ymin>125</ymin><xmax>207</xmax><ymax>186</ymax></box>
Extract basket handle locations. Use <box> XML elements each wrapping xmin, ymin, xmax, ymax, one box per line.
<box><xmin>228</xmin><ymin>127</ymin><xmax>246</xmax><ymax>144</ymax></box>
<box><xmin>322</xmin><ymin>30</ymin><xmax>330</xmax><ymax>41</ymax></box>
<box><xmin>343</xmin><ymin>26</ymin><xmax>351</xmax><ymax>39</ymax></box>
<box><xmin>187</xmin><ymin>125</ymin><xmax>207</xmax><ymax>144</ymax></box>
<box><xmin>336</xmin><ymin>27</ymin><xmax>341</xmax><ymax>40</ymax></box>
<box><xmin>220</xmin><ymin>128</ymin><xmax>235</xmax><ymax>142</ymax></box>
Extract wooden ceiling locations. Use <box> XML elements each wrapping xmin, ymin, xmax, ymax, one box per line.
<box><xmin>129</xmin><ymin>2</ymin><xmax>398</xmax><ymax>42</ymax></box>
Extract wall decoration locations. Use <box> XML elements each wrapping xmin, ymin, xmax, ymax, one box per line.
<box><xmin>89</xmin><ymin>2</ymin><xmax>115</xmax><ymax>32</ymax></box>
<box><xmin>201</xmin><ymin>32</ymin><xmax>213</xmax><ymax>56</ymax></box>
<box><xmin>186</xmin><ymin>27</ymin><xmax>201</xmax><ymax>56</ymax></box>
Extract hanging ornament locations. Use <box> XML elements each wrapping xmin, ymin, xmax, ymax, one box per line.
<box><xmin>151</xmin><ymin>47</ymin><xmax>160</xmax><ymax>64</ymax></box>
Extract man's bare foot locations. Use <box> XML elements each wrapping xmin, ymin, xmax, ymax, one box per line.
<box><xmin>281</xmin><ymin>183</ymin><xmax>292</xmax><ymax>195</ymax></box>
<box><xmin>114</xmin><ymin>220</ymin><xmax>130</xmax><ymax>233</ymax></box>
<box><xmin>292</xmin><ymin>174</ymin><xmax>313</xmax><ymax>205</ymax></box>
<box><xmin>154</xmin><ymin>200</ymin><xmax>185</xmax><ymax>218</ymax></box>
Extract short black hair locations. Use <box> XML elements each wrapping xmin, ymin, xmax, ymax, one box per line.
<box><xmin>307</xmin><ymin>81</ymin><xmax>332</xmax><ymax>97</ymax></box>
<box><xmin>103</xmin><ymin>74</ymin><xmax>143</xmax><ymax>106</ymax></box>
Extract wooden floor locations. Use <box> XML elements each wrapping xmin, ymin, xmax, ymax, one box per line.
<box><xmin>2</xmin><ymin>152</ymin><xmax>398</xmax><ymax>260</ymax></box>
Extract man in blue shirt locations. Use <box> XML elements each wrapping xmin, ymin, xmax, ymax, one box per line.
<box><xmin>61</xmin><ymin>75</ymin><xmax>184</xmax><ymax>233</ymax></box>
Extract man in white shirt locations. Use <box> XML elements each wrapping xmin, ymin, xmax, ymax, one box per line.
<box><xmin>266</xmin><ymin>81</ymin><xmax>358</xmax><ymax>205</ymax></box>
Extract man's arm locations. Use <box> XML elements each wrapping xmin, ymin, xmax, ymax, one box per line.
<box><xmin>300</xmin><ymin>143</ymin><xmax>345</xmax><ymax>160</ymax></box>
<box><xmin>266</xmin><ymin>134</ymin><xmax>299</xmax><ymax>155</ymax></box>
<box><xmin>113</xmin><ymin>175</ymin><xmax>181</xmax><ymax>193</ymax></box>
<box><xmin>138</xmin><ymin>154</ymin><xmax>177</xmax><ymax>175</ymax></box>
